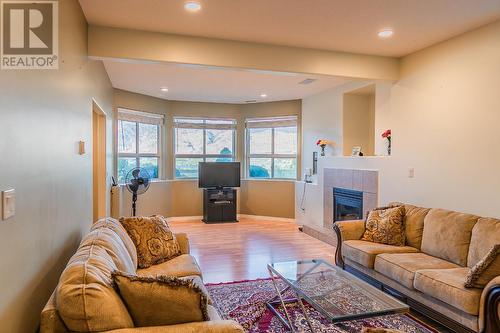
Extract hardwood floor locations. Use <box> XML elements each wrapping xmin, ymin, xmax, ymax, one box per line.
<box><xmin>170</xmin><ymin>217</ymin><xmax>451</xmax><ymax>332</ymax></box>
<box><xmin>169</xmin><ymin>216</ymin><xmax>450</xmax><ymax>332</ymax></box>
<box><xmin>169</xmin><ymin>216</ymin><xmax>335</xmax><ymax>284</ymax></box>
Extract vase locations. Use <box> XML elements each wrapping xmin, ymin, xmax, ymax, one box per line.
<box><xmin>387</xmin><ymin>139</ymin><xmax>391</xmax><ymax>156</ymax></box>
<box><xmin>320</xmin><ymin>145</ymin><xmax>326</xmax><ymax>156</ymax></box>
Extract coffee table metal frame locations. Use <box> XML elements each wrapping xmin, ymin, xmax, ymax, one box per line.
<box><xmin>266</xmin><ymin>259</ymin><xmax>409</xmax><ymax>332</ymax></box>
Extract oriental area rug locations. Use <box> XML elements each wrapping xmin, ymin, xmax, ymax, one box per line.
<box><xmin>206</xmin><ymin>278</ymin><xmax>438</xmax><ymax>333</ymax></box>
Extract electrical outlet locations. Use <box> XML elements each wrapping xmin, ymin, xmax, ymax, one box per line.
<box><xmin>2</xmin><ymin>189</ymin><xmax>15</xmax><ymax>220</ymax></box>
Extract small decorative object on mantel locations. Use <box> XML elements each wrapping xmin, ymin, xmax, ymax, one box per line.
<box><xmin>382</xmin><ymin>129</ymin><xmax>392</xmax><ymax>155</ymax></box>
<box><xmin>316</xmin><ymin>139</ymin><xmax>334</xmax><ymax>156</ymax></box>
<box><xmin>351</xmin><ymin>146</ymin><xmax>363</xmax><ymax>156</ymax></box>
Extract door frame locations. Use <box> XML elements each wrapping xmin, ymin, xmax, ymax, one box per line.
<box><xmin>92</xmin><ymin>100</ymin><xmax>107</xmax><ymax>222</ymax></box>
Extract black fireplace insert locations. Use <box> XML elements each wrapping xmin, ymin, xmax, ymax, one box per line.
<box><xmin>333</xmin><ymin>187</ymin><xmax>363</xmax><ymax>222</ymax></box>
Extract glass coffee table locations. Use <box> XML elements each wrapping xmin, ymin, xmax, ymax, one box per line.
<box><xmin>267</xmin><ymin>259</ymin><xmax>409</xmax><ymax>332</ymax></box>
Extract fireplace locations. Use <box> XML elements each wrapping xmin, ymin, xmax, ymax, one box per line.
<box><xmin>333</xmin><ymin>187</ymin><xmax>363</xmax><ymax>222</ymax></box>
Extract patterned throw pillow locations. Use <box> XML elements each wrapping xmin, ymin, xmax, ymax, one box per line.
<box><xmin>361</xmin><ymin>206</ymin><xmax>406</xmax><ymax>246</ymax></box>
<box><xmin>364</xmin><ymin>204</ymin><xmax>402</xmax><ymax>219</ymax></box>
<box><xmin>119</xmin><ymin>215</ymin><xmax>181</xmax><ymax>269</ymax></box>
<box><xmin>465</xmin><ymin>244</ymin><xmax>500</xmax><ymax>288</ymax></box>
<box><xmin>112</xmin><ymin>271</ymin><xmax>209</xmax><ymax>326</ymax></box>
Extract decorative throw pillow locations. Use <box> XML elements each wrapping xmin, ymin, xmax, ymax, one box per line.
<box><xmin>112</xmin><ymin>271</ymin><xmax>210</xmax><ymax>327</ymax></box>
<box><xmin>361</xmin><ymin>206</ymin><xmax>406</xmax><ymax>246</ymax></box>
<box><xmin>365</xmin><ymin>203</ymin><xmax>403</xmax><ymax>219</ymax></box>
<box><xmin>464</xmin><ymin>244</ymin><xmax>500</xmax><ymax>288</ymax></box>
<box><xmin>119</xmin><ymin>215</ymin><xmax>181</xmax><ymax>268</ymax></box>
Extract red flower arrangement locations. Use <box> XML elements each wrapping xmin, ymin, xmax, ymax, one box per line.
<box><xmin>316</xmin><ymin>139</ymin><xmax>331</xmax><ymax>146</ymax></box>
<box><xmin>316</xmin><ymin>139</ymin><xmax>334</xmax><ymax>156</ymax></box>
<box><xmin>381</xmin><ymin>129</ymin><xmax>391</xmax><ymax>155</ymax></box>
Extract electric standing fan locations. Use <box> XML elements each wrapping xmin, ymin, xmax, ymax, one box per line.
<box><xmin>125</xmin><ymin>167</ymin><xmax>151</xmax><ymax>216</ymax></box>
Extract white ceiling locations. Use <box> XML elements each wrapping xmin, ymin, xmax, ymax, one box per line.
<box><xmin>87</xmin><ymin>0</ymin><xmax>500</xmax><ymax>103</ymax></box>
<box><xmin>79</xmin><ymin>0</ymin><xmax>500</xmax><ymax>57</ymax></box>
<box><xmin>104</xmin><ymin>60</ymin><xmax>352</xmax><ymax>103</ymax></box>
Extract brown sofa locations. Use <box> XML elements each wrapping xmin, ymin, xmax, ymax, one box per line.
<box><xmin>333</xmin><ymin>204</ymin><xmax>500</xmax><ymax>333</ymax></box>
<box><xmin>40</xmin><ymin>218</ymin><xmax>244</xmax><ymax>333</ymax></box>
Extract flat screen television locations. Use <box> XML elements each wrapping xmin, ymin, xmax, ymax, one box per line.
<box><xmin>198</xmin><ymin>162</ymin><xmax>241</xmax><ymax>188</ymax></box>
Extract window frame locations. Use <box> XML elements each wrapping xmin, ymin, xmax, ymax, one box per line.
<box><xmin>245</xmin><ymin>117</ymin><xmax>298</xmax><ymax>180</ymax></box>
<box><xmin>173</xmin><ymin>117</ymin><xmax>237</xmax><ymax>179</ymax></box>
<box><xmin>117</xmin><ymin>109</ymin><xmax>163</xmax><ymax>183</ymax></box>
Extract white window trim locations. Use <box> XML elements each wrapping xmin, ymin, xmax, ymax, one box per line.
<box><xmin>173</xmin><ymin>117</ymin><xmax>237</xmax><ymax>179</ymax></box>
<box><xmin>118</xmin><ymin>108</ymin><xmax>164</xmax><ymax>125</ymax></box>
<box><xmin>245</xmin><ymin>116</ymin><xmax>298</xmax><ymax>180</ymax></box>
<box><xmin>117</xmin><ymin>108</ymin><xmax>164</xmax><ymax>182</ymax></box>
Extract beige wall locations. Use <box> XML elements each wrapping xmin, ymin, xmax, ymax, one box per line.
<box><xmin>113</xmin><ymin>178</ymin><xmax>295</xmax><ymax>219</ymax></box>
<box><xmin>387</xmin><ymin>19</ymin><xmax>500</xmax><ymax>215</ymax></box>
<box><xmin>240</xmin><ymin>180</ymin><xmax>296</xmax><ymax>218</ymax></box>
<box><xmin>343</xmin><ymin>93</ymin><xmax>375</xmax><ymax>156</ymax></box>
<box><xmin>112</xmin><ymin>90</ymin><xmax>300</xmax><ymax>218</ymax></box>
<box><xmin>367</xmin><ymin>95</ymin><xmax>376</xmax><ymax>154</ymax></box>
<box><xmin>297</xmin><ymin>20</ymin><xmax>500</xmax><ymax>228</ymax></box>
<box><xmin>0</xmin><ymin>1</ymin><xmax>114</xmax><ymax>332</ymax></box>
<box><xmin>88</xmin><ymin>26</ymin><xmax>399</xmax><ymax>80</ymax></box>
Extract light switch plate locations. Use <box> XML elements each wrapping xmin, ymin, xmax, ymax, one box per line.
<box><xmin>2</xmin><ymin>189</ymin><xmax>15</xmax><ymax>220</ymax></box>
<box><xmin>408</xmin><ymin>168</ymin><xmax>415</xmax><ymax>178</ymax></box>
<box><xmin>78</xmin><ymin>141</ymin><xmax>86</xmax><ymax>155</ymax></box>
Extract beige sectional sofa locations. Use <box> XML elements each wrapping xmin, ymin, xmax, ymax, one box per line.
<box><xmin>333</xmin><ymin>204</ymin><xmax>500</xmax><ymax>333</ymax></box>
<box><xmin>40</xmin><ymin>218</ymin><xmax>244</xmax><ymax>333</ymax></box>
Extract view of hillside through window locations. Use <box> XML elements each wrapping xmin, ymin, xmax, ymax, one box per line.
<box><xmin>174</xmin><ymin>118</ymin><xmax>235</xmax><ymax>178</ymax></box>
<box><xmin>247</xmin><ymin>124</ymin><xmax>297</xmax><ymax>179</ymax></box>
<box><xmin>118</xmin><ymin>120</ymin><xmax>160</xmax><ymax>183</ymax></box>
<box><xmin>117</xmin><ymin>116</ymin><xmax>296</xmax><ymax>181</ymax></box>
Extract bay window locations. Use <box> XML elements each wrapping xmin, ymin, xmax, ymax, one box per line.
<box><xmin>174</xmin><ymin>117</ymin><xmax>236</xmax><ymax>178</ymax></box>
<box><xmin>246</xmin><ymin>116</ymin><xmax>298</xmax><ymax>179</ymax></box>
<box><xmin>117</xmin><ymin>108</ymin><xmax>164</xmax><ymax>183</ymax></box>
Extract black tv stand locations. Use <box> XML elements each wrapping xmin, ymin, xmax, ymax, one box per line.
<box><xmin>202</xmin><ymin>188</ymin><xmax>238</xmax><ymax>224</ymax></box>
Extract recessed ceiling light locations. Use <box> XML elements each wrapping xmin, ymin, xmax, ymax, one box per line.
<box><xmin>184</xmin><ymin>1</ymin><xmax>201</xmax><ymax>12</ymax></box>
<box><xmin>260</xmin><ymin>93</ymin><xmax>267</xmax><ymax>98</ymax></box>
<box><xmin>378</xmin><ymin>29</ymin><xmax>394</xmax><ymax>38</ymax></box>
<box><xmin>160</xmin><ymin>87</ymin><xmax>168</xmax><ymax>92</ymax></box>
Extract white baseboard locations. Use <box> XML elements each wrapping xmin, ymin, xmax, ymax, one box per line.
<box><xmin>166</xmin><ymin>216</ymin><xmax>203</xmax><ymax>222</ymax></box>
<box><xmin>167</xmin><ymin>214</ymin><xmax>296</xmax><ymax>223</ymax></box>
<box><xmin>237</xmin><ymin>214</ymin><xmax>296</xmax><ymax>223</ymax></box>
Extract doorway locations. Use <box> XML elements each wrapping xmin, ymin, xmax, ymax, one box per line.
<box><xmin>92</xmin><ymin>101</ymin><xmax>107</xmax><ymax>222</ymax></box>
